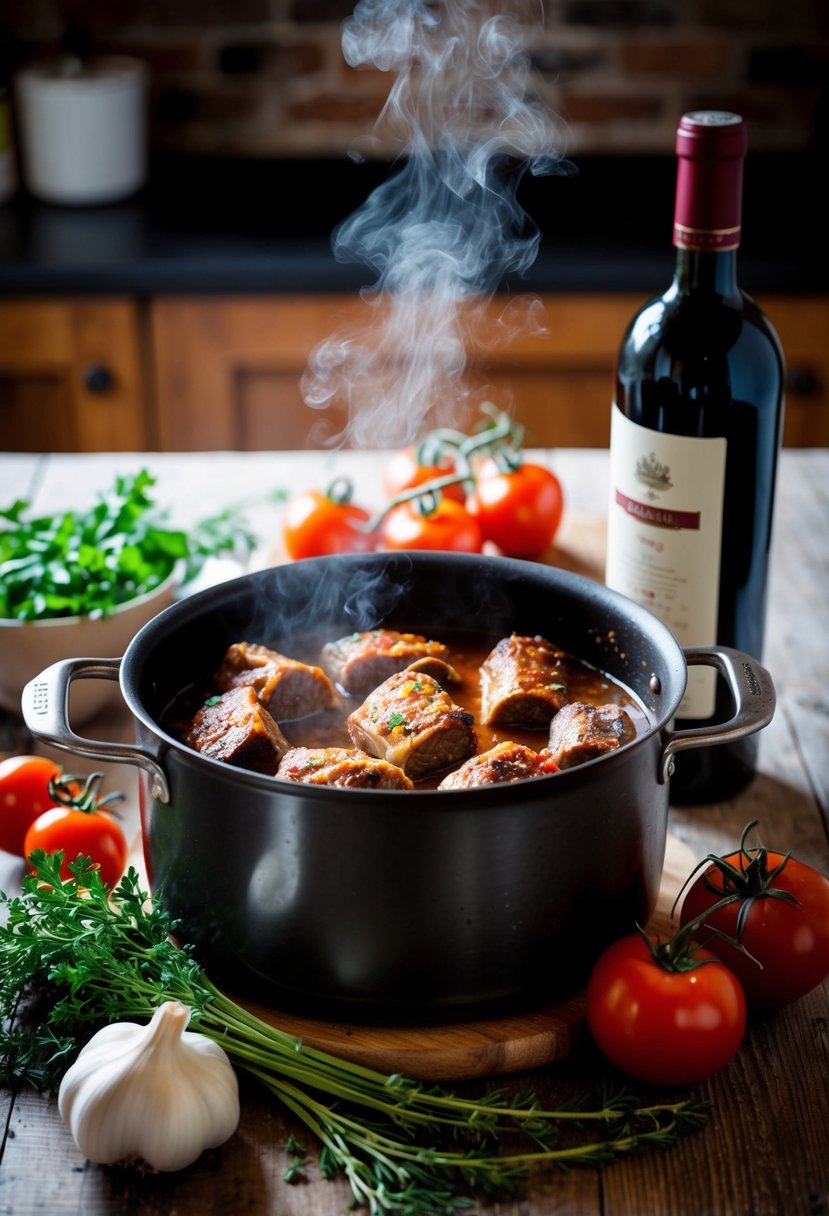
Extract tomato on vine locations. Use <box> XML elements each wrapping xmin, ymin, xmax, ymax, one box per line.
<box><xmin>382</xmin><ymin>446</ymin><xmax>466</xmax><ymax>504</ymax></box>
<box><xmin>24</xmin><ymin>771</ymin><xmax>128</xmax><ymax>890</ymax></box>
<box><xmin>678</xmin><ymin>821</ymin><xmax>829</xmax><ymax>1008</ymax></box>
<box><xmin>467</xmin><ymin>458</ymin><xmax>564</xmax><ymax>559</ymax></box>
<box><xmin>283</xmin><ymin>478</ymin><xmax>376</xmax><ymax>560</ymax></box>
<box><xmin>380</xmin><ymin>495</ymin><xmax>483</xmax><ymax>553</ymax></box>
<box><xmin>0</xmin><ymin>754</ymin><xmax>63</xmax><ymax>857</ymax></box>
<box><xmin>586</xmin><ymin>914</ymin><xmax>746</xmax><ymax>1086</ymax></box>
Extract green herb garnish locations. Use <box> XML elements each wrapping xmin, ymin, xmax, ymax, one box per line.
<box><xmin>0</xmin><ymin>856</ymin><xmax>708</xmax><ymax>1213</ymax></box>
<box><xmin>0</xmin><ymin>469</ymin><xmax>258</xmax><ymax>622</ymax></box>
<box><xmin>386</xmin><ymin>711</ymin><xmax>407</xmax><ymax>729</ymax></box>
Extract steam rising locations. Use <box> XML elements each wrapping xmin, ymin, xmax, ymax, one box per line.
<box><xmin>300</xmin><ymin>0</ymin><xmax>568</xmax><ymax>448</ymax></box>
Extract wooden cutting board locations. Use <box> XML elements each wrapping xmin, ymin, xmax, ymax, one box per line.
<box><xmin>227</xmin><ymin>832</ymin><xmax>697</xmax><ymax>1082</ymax></box>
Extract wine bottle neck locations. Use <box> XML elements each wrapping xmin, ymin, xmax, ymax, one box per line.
<box><xmin>672</xmin><ymin>113</ymin><xmax>746</xmax><ymax>285</ymax></box>
<box><xmin>672</xmin><ymin>246</ymin><xmax>741</xmax><ymax>300</ymax></box>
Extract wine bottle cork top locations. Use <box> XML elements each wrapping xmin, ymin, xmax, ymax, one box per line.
<box><xmin>676</xmin><ymin>111</ymin><xmax>748</xmax><ymax>161</ymax></box>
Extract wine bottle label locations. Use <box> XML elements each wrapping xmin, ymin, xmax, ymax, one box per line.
<box><xmin>606</xmin><ymin>405</ymin><xmax>727</xmax><ymax>719</ymax></box>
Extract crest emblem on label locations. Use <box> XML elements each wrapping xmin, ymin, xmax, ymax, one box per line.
<box><xmin>635</xmin><ymin>452</ymin><xmax>673</xmax><ymax>498</ymax></box>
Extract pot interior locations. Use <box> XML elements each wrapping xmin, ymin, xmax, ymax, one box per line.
<box><xmin>125</xmin><ymin>551</ymin><xmax>686</xmax><ymax>742</ymax></box>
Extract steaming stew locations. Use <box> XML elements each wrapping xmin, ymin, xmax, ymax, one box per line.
<box><xmin>168</xmin><ymin>628</ymin><xmax>650</xmax><ymax>790</ymax></box>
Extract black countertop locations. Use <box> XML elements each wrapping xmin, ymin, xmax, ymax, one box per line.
<box><xmin>0</xmin><ymin>152</ymin><xmax>824</xmax><ymax>296</ymax></box>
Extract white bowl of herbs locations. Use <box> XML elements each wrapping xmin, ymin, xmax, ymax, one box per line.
<box><xmin>0</xmin><ymin>469</ymin><xmax>254</xmax><ymax>723</ymax></box>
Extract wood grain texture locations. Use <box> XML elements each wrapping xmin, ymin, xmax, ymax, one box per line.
<box><xmin>0</xmin><ymin>299</ymin><xmax>149</xmax><ymax>452</ymax></box>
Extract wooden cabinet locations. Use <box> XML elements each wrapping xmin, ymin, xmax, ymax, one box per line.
<box><xmin>148</xmin><ymin>294</ymin><xmax>651</xmax><ymax>450</ymax></box>
<box><xmin>0</xmin><ymin>299</ymin><xmax>150</xmax><ymax>452</ymax></box>
<box><xmin>150</xmin><ymin>296</ymin><xmax>365</xmax><ymax>452</ymax></box>
<box><xmin>763</xmin><ymin>296</ymin><xmax>829</xmax><ymax>447</ymax></box>
<box><xmin>2</xmin><ymin>294</ymin><xmax>827</xmax><ymax>454</ymax></box>
<box><xmin>149</xmin><ymin>294</ymin><xmax>829</xmax><ymax>451</ymax></box>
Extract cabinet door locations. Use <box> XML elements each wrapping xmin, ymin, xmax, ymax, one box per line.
<box><xmin>0</xmin><ymin>299</ymin><xmax>148</xmax><ymax>452</ymax></box>
<box><xmin>151</xmin><ymin>296</ymin><xmax>361</xmax><ymax>450</ymax></box>
<box><xmin>761</xmin><ymin>297</ymin><xmax>829</xmax><ymax>447</ymax></box>
<box><xmin>151</xmin><ymin>294</ymin><xmax>640</xmax><ymax>451</ymax></box>
<box><xmin>471</xmin><ymin>295</ymin><xmax>642</xmax><ymax>448</ymax></box>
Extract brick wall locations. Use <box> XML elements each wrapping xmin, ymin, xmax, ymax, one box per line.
<box><xmin>2</xmin><ymin>0</ymin><xmax>826</xmax><ymax>158</ymax></box>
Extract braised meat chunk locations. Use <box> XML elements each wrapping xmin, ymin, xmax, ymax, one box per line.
<box><xmin>182</xmin><ymin>686</ymin><xmax>288</xmax><ymax>775</ymax></box>
<box><xmin>547</xmin><ymin>701</ymin><xmax>636</xmax><ymax>769</ymax></box>
<box><xmin>480</xmin><ymin>634</ymin><xmax>569</xmax><ymax>727</ymax></box>
<box><xmin>215</xmin><ymin>642</ymin><xmax>339</xmax><ymax>720</ymax></box>
<box><xmin>438</xmin><ymin>741</ymin><xmax>559</xmax><ymax>790</ymax></box>
<box><xmin>347</xmin><ymin>670</ymin><xmax>477</xmax><ymax>780</ymax></box>
<box><xmin>277</xmin><ymin>746</ymin><xmax>413</xmax><ymax>790</ymax></box>
<box><xmin>320</xmin><ymin>630</ymin><xmax>450</xmax><ymax>696</ymax></box>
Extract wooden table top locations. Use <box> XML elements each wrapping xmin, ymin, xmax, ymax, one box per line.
<box><xmin>1</xmin><ymin>448</ymin><xmax>827</xmax><ymax>1216</ymax></box>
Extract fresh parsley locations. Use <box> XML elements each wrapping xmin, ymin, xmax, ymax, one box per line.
<box><xmin>0</xmin><ymin>469</ymin><xmax>258</xmax><ymax>622</ymax></box>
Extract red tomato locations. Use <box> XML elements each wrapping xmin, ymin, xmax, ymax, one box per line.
<box><xmin>0</xmin><ymin>755</ymin><xmax>62</xmax><ymax>856</ymax></box>
<box><xmin>25</xmin><ymin>806</ymin><xmax>128</xmax><ymax>890</ymax></box>
<box><xmin>382</xmin><ymin>447</ymin><xmax>466</xmax><ymax>504</ymax></box>
<box><xmin>283</xmin><ymin>481</ymin><xmax>376</xmax><ymax>560</ymax></box>
<box><xmin>380</xmin><ymin>497</ymin><xmax>483</xmax><ymax>553</ymax></box>
<box><xmin>467</xmin><ymin>459</ymin><xmax>563</xmax><ymax>558</ymax></box>
<box><xmin>586</xmin><ymin>933</ymin><xmax>746</xmax><ymax>1085</ymax></box>
<box><xmin>679</xmin><ymin>827</ymin><xmax>829</xmax><ymax>1008</ymax></box>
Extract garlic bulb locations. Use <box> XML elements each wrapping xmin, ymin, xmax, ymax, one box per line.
<box><xmin>58</xmin><ymin>1000</ymin><xmax>240</xmax><ymax>1171</ymax></box>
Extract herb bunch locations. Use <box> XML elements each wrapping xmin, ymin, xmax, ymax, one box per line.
<box><xmin>0</xmin><ymin>469</ymin><xmax>256</xmax><ymax>621</ymax></box>
<box><xmin>0</xmin><ymin>855</ymin><xmax>708</xmax><ymax>1214</ymax></box>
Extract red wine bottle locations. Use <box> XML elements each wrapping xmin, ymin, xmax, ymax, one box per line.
<box><xmin>605</xmin><ymin>112</ymin><xmax>785</xmax><ymax>803</ymax></box>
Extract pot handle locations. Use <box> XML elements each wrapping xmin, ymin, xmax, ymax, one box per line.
<box><xmin>659</xmin><ymin>645</ymin><xmax>776</xmax><ymax>784</ymax></box>
<box><xmin>21</xmin><ymin>657</ymin><xmax>171</xmax><ymax>804</ymax></box>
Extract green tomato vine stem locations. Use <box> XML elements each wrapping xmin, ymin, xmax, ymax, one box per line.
<box><xmin>362</xmin><ymin>403</ymin><xmax>525</xmax><ymax>532</ymax></box>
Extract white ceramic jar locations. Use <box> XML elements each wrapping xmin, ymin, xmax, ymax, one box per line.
<box><xmin>15</xmin><ymin>55</ymin><xmax>147</xmax><ymax>206</ymax></box>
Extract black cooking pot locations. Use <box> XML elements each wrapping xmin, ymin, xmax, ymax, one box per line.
<box><xmin>22</xmin><ymin>552</ymin><xmax>774</xmax><ymax>1021</ymax></box>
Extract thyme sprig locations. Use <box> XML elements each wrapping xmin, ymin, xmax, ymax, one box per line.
<box><xmin>0</xmin><ymin>854</ymin><xmax>708</xmax><ymax>1214</ymax></box>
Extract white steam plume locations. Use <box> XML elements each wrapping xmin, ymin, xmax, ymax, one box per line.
<box><xmin>300</xmin><ymin>0</ymin><xmax>568</xmax><ymax>449</ymax></box>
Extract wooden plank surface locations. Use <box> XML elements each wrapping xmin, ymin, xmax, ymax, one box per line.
<box><xmin>1</xmin><ymin>448</ymin><xmax>828</xmax><ymax>1216</ymax></box>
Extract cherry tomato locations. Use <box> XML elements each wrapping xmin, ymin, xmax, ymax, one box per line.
<box><xmin>283</xmin><ymin>479</ymin><xmax>376</xmax><ymax>560</ymax></box>
<box><xmin>0</xmin><ymin>755</ymin><xmax>63</xmax><ymax>856</ymax></box>
<box><xmin>25</xmin><ymin>807</ymin><xmax>128</xmax><ymax>889</ymax></box>
<box><xmin>586</xmin><ymin>932</ymin><xmax>746</xmax><ymax>1086</ymax></box>
<box><xmin>23</xmin><ymin>771</ymin><xmax>128</xmax><ymax>890</ymax></box>
<box><xmin>380</xmin><ymin>496</ymin><xmax>483</xmax><ymax>553</ymax></box>
<box><xmin>467</xmin><ymin>459</ymin><xmax>564</xmax><ymax>558</ymax></box>
<box><xmin>679</xmin><ymin>822</ymin><xmax>829</xmax><ymax>1008</ymax></box>
<box><xmin>382</xmin><ymin>446</ymin><xmax>466</xmax><ymax>504</ymax></box>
